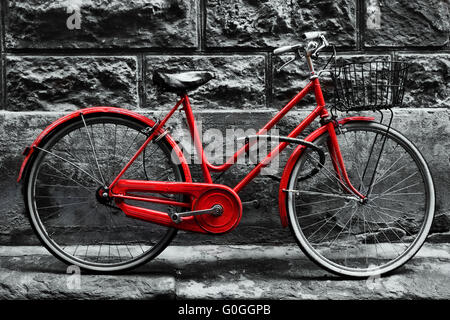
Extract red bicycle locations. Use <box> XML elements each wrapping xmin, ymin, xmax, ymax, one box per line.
<box><xmin>18</xmin><ymin>32</ymin><xmax>435</xmax><ymax>277</ymax></box>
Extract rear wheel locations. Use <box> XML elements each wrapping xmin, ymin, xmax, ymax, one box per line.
<box><xmin>286</xmin><ymin>121</ymin><xmax>435</xmax><ymax>277</ymax></box>
<box><xmin>24</xmin><ymin>114</ymin><xmax>187</xmax><ymax>272</ymax></box>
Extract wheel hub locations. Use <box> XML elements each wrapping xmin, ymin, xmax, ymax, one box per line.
<box><xmin>96</xmin><ymin>186</ymin><xmax>111</xmax><ymax>205</ymax></box>
<box><xmin>193</xmin><ymin>189</ymin><xmax>242</xmax><ymax>234</ymax></box>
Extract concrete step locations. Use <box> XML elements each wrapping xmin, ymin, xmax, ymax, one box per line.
<box><xmin>0</xmin><ymin>244</ymin><xmax>449</xmax><ymax>299</ymax></box>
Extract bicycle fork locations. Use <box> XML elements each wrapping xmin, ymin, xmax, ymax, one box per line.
<box><xmin>325</xmin><ymin>121</ymin><xmax>367</xmax><ymax>202</ymax></box>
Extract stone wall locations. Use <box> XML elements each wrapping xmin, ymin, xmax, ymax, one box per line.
<box><xmin>0</xmin><ymin>0</ymin><xmax>449</xmax><ymax>245</ymax></box>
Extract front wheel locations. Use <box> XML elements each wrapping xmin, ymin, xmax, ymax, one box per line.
<box><xmin>286</xmin><ymin>121</ymin><xmax>435</xmax><ymax>278</ymax></box>
<box><xmin>23</xmin><ymin>113</ymin><xmax>187</xmax><ymax>272</ymax></box>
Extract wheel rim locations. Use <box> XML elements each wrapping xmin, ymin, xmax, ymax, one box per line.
<box><xmin>288</xmin><ymin>122</ymin><xmax>434</xmax><ymax>276</ymax></box>
<box><xmin>27</xmin><ymin>116</ymin><xmax>183</xmax><ymax>271</ymax></box>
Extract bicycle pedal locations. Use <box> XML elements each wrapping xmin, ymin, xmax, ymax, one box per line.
<box><xmin>170</xmin><ymin>205</ymin><xmax>223</xmax><ymax>224</ymax></box>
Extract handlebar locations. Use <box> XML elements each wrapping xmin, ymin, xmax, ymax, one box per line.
<box><xmin>302</xmin><ymin>31</ymin><xmax>327</xmax><ymax>40</ymax></box>
<box><xmin>273</xmin><ymin>31</ymin><xmax>332</xmax><ymax>73</ymax></box>
<box><xmin>273</xmin><ymin>44</ymin><xmax>302</xmax><ymax>55</ymax></box>
<box><xmin>273</xmin><ymin>31</ymin><xmax>328</xmax><ymax>56</ymax></box>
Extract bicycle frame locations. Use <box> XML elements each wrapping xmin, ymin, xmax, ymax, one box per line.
<box><xmin>17</xmin><ymin>75</ymin><xmax>373</xmax><ymax>234</ymax></box>
<box><xmin>108</xmin><ymin>77</ymin><xmax>366</xmax><ymax>207</ymax></box>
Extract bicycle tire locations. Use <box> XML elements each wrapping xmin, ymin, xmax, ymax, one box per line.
<box><xmin>286</xmin><ymin>121</ymin><xmax>435</xmax><ymax>278</ymax></box>
<box><xmin>23</xmin><ymin>113</ymin><xmax>187</xmax><ymax>273</ymax></box>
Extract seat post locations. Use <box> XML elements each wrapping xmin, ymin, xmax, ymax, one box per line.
<box><xmin>181</xmin><ymin>94</ymin><xmax>213</xmax><ymax>183</ymax></box>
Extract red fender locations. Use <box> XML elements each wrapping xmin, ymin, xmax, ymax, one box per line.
<box><xmin>17</xmin><ymin>107</ymin><xmax>192</xmax><ymax>183</ymax></box>
<box><xmin>278</xmin><ymin>116</ymin><xmax>375</xmax><ymax>227</ymax></box>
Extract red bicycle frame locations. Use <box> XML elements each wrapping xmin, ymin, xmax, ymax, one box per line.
<box><xmin>105</xmin><ymin>77</ymin><xmax>368</xmax><ymax>229</ymax></box>
<box><xmin>112</xmin><ymin>78</ymin><xmax>319</xmax><ymax>190</ymax></box>
<box><xmin>17</xmin><ymin>73</ymin><xmax>374</xmax><ymax>233</ymax></box>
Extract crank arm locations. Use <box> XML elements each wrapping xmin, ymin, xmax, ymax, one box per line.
<box><xmin>170</xmin><ymin>204</ymin><xmax>223</xmax><ymax>224</ymax></box>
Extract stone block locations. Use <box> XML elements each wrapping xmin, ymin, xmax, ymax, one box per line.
<box><xmin>364</xmin><ymin>0</ymin><xmax>449</xmax><ymax>47</ymax></box>
<box><xmin>398</xmin><ymin>53</ymin><xmax>450</xmax><ymax>109</ymax></box>
<box><xmin>206</xmin><ymin>0</ymin><xmax>357</xmax><ymax>48</ymax></box>
<box><xmin>5</xmin><ymin>55</ymin><xmax>138</xmax><ymax>111</ymax></box>
<box><xmin>4</xmin><ymin>0</ymin><xmax>198</xmax><ymax>49</ymax></box>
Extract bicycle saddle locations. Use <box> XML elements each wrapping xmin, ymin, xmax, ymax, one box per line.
<box><xmin>153</xmin><ymin>71</ymin><xmax>215</xmax><ymax>93</ymax></box>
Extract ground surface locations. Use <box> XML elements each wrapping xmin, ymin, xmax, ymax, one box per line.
<box><xmin>0</xmin><ymin>244</ymin><xmax>448</xmax><ymax>300</ymax></box>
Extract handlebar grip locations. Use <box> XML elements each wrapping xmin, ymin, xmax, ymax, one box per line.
<box><xmin>273</xmin><ymin>45</ymin><xmax>294</xmax><ymax>55</ymax></box>
<box><xmin>302</xmin><ymin>31</ymin><xmax>326</xmax><ymax>40</ymax></box>
<box><xmin>273</xmin><ymin>44</ymin><xmax>301</xmax><ymax>55</ymax></box>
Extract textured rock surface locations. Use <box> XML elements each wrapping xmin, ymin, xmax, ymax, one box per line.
<box><xmin>145</xmin><ymin>55</ymin><xmax>266</xmax><ymax>110</ymax></box>
<box><xmin>427</xmin><ymin>232</ymin><xmax>450</xmax><ymax>243</ymax></box>
<box><xmin>4</xmin><ymin>0</ymin><xmax>198</xmax><ymax>48</ymax></box>
<box><xmin>174</xmin><ymin>244</ymin><xmax>450</xmax><ymax>299</ymax></box>
<box><xmin>0</xmin><ymin>246</ymin><xmax>176</xmax><ymax>299</ymax></box>
<box><xmin>385</xmin><ymin>108</ymin><xmax>450</xmax><ymax>219</ymax></box>
<box><xmin>398</xmin><ymin>54</ymin><xmax>450</xmax><ymax>109</ymax></box>
<box><xmin>0</xmin><ymin>244</ymin><xmax>449</xmax><ymax>299</ymax></box>
<box><xmin>0</xmin><ymin>113</ymin><xmax>54</xmax><ymax>245</ymax></box>
<box><xmin>430</xmin><ymin>213</ymin><xmax>450</xmax><ymax>234</ymax></box>
<box><xmin>364</xmin><ymin>0</ymin><xmax>449</xmax><ymax>47</ymax></box>
<box><xmin>6</xmin><ymin>55</ymin><xmax>138</xmax><ymax>111</ymax></box>
<box><xmin>0</xmin><ymin>54</ymin><xmax>3</xmax><ymax>109</ymax></box>
<box><xmin>206</xmin><ymin>0</ymin><xmax>356</xmax><ymax>48</ymax></box>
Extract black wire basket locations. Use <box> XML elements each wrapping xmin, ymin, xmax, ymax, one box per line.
<box><xmin>332</xmin><ymin>61</ymin><xmax>410</xmax><ymax>111</ymax></box>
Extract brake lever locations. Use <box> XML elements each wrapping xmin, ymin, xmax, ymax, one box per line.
<box><xmin>277</xmin><ymin>50</ymin><xmax>300</xmax><ymax>72</ymax></box>
<box><xmin>312</xmin><ymin>35</ymin><xmax>329</xmax><ymax>59</ymax></box>
<box><xmin>312</xmin><ymin>43</ymin><xmax>325</xmax><ymax>59</ymax></box>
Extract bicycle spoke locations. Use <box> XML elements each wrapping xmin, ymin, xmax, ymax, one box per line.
<box><xmin>125</xmin><ymin>144</ymin><xmax>160</xmax><ymax>177</ymax></box>
<box><xmin>373</xmin><ymin>157</ymin><xmax>409</xmax><ymax>187</ymax></box>
<box><xmin>304</xmin><ymin>153</ymin><xmax>352</xmax><ymax>193</ymax></box>
<box><xmin>80</xmin><ymin>114</ymin><xmax>107</xmax><ymax>186</ymax></box>
<box><xmin>112</xmin><ymin>130</ymin><xmax>143</xmax><ymax>177</ymax></box>
<box><xmin>64</xmin><ymin>131</ymin><xmax>101</xmax><ymax>181</ymax></box>
<box><xmin>37</xmin><ymin>200</ymin><xmax>90</xmax><ymax>210</ymax></box>
<box><xmin>299</xmin><ymin>203</ymin><xmax>351</xmax><ymax>220</ymax></box>
<box><xmin>302</xmin><ymin>202</ymin><xmax>352</xmax><ymax>236</ymax></box>
<box><xmin>289</xmin><ymin>123</ymin><xmax>433</xmax><ymax>276</ymax></box>
<box><xmin>343</xmin><ymin>130</ymin><xmax>366</xmax><ymax>190</ymax></box>
<box><xmin>41</xmin><ymin>164</ymin><xmax>96</xmax><ymax>192</ymax></box>
<box><xmin>327</xmin><ymin>205</ymin><xmax>359</xmax><ymax>248</ymax></box>
<box><xmin>371</xmin><ymin>181</ymin><xmax>422</xmax><ymax>201</ymax></box>
<box><xmin>372</xmin><ymin>171</ymin><xmax>418</xmax><ymax>198</ymax></box>
<box><xmin>367</xmin><ymin>204</ymin><xmax>416</xmax><ymax>238</ymax></box>
<box><xmin>35</xmin><ymin>146</ymin><xmax>104</xmax><ymax>185</ymax></box>
<box><xmin>372</xmin><ymin>196</ymin><xmax>423</xmax><ymax>206</ymax></box>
